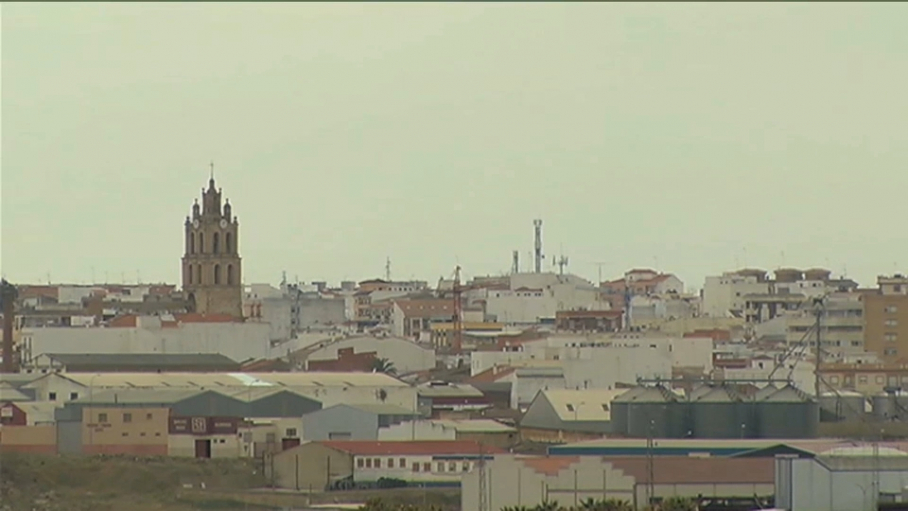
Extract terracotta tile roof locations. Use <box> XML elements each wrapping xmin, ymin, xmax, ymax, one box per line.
<box><xmin>320</xmin><ymin>440</ymin><xmax>504</xmax><ymax>456</ymax></box>
<box><xmin>109</xmin><ymin>315</ymin><xmax>138</xmax><ymax>327</ymax></box>
<box><xmin>627</xmin><ymin>268</ymin><xmax>657</xmax><ymax>274</ymax></box>
<box><xmin>521</xmin><ymin>456</ymin><xmax>580</xmax><ymax>475</ymax></box>
<box><xmin>394</xmin><ymin>299</ymin><xmax>454</xmax><ymax>318</ymax></box>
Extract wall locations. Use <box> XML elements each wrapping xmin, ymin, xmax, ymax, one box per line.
<box><xmin>168</xmin><ymin>433</ymin><xmax>243</xmax><ymax>458</ymax></box>
<box><xmin>301</xmin><ymin>406</ymin><xmax>379</xmax><ymax>441</ymax></box>
<box><xmin>702</xmin><ymin>274</ymin><xmax>770</xmax><ymax>318</ymax></box>
<box><xmin>81</xmin><ymin>406</ymin><xmax>169</xmax><ymax>455</ymax></box>
<box><xmin>299</xmin><ymin>297</ymin><xmax>347</xmax><ymax>328</ymax></box>
<box><xmin>306</xmin><ymin>336</ymin><xmax>436</xmax><ymax>374</ymax></box>
<box><xmin>23</xmin><ymin>321</ymin><xmax>274</xmax><ymax>364</ymax></box>
<box><xmin>353</xmin><ymin>453</ymin><xmax>480</xmax><ymax>485</ymax></box>
<box><xmin>269</xmin><ymin>443</ymin><xmax>354</xmax><ymax>491</ymax></box>
<box><xmin>864</xmin><ymin>293</ymin><xmax>908</xmax><ymax>361</ymax></box>
<box><xmin>0</xmin><ymin>424</ymin><xmax>56</xmax><ymax>453</ymax></box>
<box><xmin>778</xmin><ymin>455</ymin><xmax>908</xmax><ymax>511</ymax></box>
<box><xmin>379</xmin><ymin>420</ymin><xmax>457</xmax><ymax>441</ymax></box>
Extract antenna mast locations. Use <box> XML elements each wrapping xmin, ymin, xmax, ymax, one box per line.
<box><xmin>512</xmin><ymin>250</ymin><xmax>519</xmax><ymax>275</ymax></box>
<box><xmin>452</xmin><ymin>266</ymin><xmax>463</xmax><ymax>354</ymax></box>
<box><xmin>533</xmin><ymin>219</ymin><xmax>544</xmax><ymax>273</ymax></box>
<box><xmin>385</xmin><ymin>257</ymin><xmax>391</xmax><ymax>281</ymax></box>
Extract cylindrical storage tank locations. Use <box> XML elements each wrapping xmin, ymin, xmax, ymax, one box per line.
<box><xmin>804</xmin><ymin>268</ymin><xmax>831</xmax><ymax>281</ymax></box>
<box><xmin>610</xmin><ymin>386</ymin><xmax>648</xmax><ymax>436</ymax></box>
<box><xmin>819</xmin><ymin>391</ymin><xmax>866</xmax><ymax>422</ymax></box>
<box><xmin>873</xmin><ymin>392</ymin><xmax>897</xmax><ymax>421</ymax></box>
<box><xmin>690</xmin><ymin>384</ymin><xmax>751</xmax><ymax>439</ymax></box>
<box><xmin>625</xmin><ymin>385</ymin><xmax>684</xmax><ymax>439</ymax></box>
<box><xmin>756</xmin><ymin>384</ymin><xmax>818</xmax><ymax>439</ymax></box>
<box><xmin>774</xmin><ymin>268</ymin><xmax>803</xmax><ymax>283</ymax></box>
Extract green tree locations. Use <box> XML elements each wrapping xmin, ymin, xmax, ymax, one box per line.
<box><xmin>371</xmin><ymin>357</ymin><xmax>397</xmax><ymax>375</ymax></box>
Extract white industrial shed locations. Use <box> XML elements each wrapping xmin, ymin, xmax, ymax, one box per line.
<box><xmin>775</xmin><ymin>446</ymin><xmax>908</xmax><ymax>511</ymax></box>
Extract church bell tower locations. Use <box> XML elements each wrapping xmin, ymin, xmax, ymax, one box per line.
<box><xmin>181</xmin><ymin>164</ymin><xmax>243</xmax><ymax>318</ymax></box>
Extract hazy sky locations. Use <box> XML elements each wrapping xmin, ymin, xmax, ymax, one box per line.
<box><xmin>2</xmin><ymin>3</ymin><xmax>907</xmax><ymax>290</ymax></box>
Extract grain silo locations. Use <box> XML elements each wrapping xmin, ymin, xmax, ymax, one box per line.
<box><xmin>690</xmin><ymin>384</ymin><xmax>753</xmax><ymax>439</ymax></box>
<box><xmin>610</xmin><ymin>386</ymin><xmax>648</xmax><ymax>436</ymax></box>
<box><xmin>873</xmin><ymin>391</ymin><xmax>908</xmax><ymax>421</ymax></box>
<box><xmin>626</xmin><ymin>385</ymin><xmax>686</xmax><ymax>439</ymax></box>
<box><xmin>755</xmin><ymin>384</ymin><xmax>818</xmax><ymax>438</ymax></box>
<box><xmin>819</xmin><ymin>391</ymin><xmax>866</xmax><ymax>422</ymax></box>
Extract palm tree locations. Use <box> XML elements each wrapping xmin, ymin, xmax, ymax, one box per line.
<box><xmin>371</xmin><ymin>357</ymin><xmax>397</xmax><ymax>375</ymax></box>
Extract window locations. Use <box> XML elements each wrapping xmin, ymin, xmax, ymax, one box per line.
<box><xmin>98</xmin><ymin>413</ymin><xmax>108</xmax><ymax>423</ymax></box>
<box><xmin>197</xmin><ymin>264</ymin><xmax>202</xmax><ymax>284</ymax></box>
<box><xmin>448</xmin><ymin>461</ymin><xmax>457</xmax><ymax>472</ymax></box>
<box><xmin>213</xmin><ymin>232</ymin><xmax>220</xmax><ymax>254</ymax></box>
<box><xmin>886</xmin><ymin>319</ymin><xmax>899</xmax><ymax>328</ymax></box>
<box><xmin>227</xmin><ymin>265</ymin><xmax>234</xmax><ymax>285</ymax></box>
<box><xmin>601</xmin><ymin>404</ymin><xmax>609</xmax><ymax>412</ymax></box>
<box><xmin>199</xmin><ymin>233</ymin><xmax>205</xmax><ymax>254</ymax></box>
<box><xmin>226</xmin><ymin>232</ymin><xmax>233</xmax><ymax>254</ymax></box>
<box><xmin>885</xmin><ymin>333</ymin><xmax>898</xmax><ymax>343</ymax></box>
<box><xmin>122</xmin><ymin>432</ymin><xmax>129</xmax><ymax>437</ymax></box>
<box><xmin>387</xmin><ymin>458</ymin><xmax>394</xmax><ymax>468</ymax></box>
<box><xmin>412</xmin><ymin>462</ymin><xmax>420</xmax><ymax>472</ymax></box>
<box><xmin>190</xmin><ymin>234</ymin><xmax>195</xmax><ymax>254</ymax></box>
<box><xmin>437</xmin><ymin>462</ymin><xmax>445</xmax><ymax>472</ymax></box>
<box><xmin>374</xmin><ymin>458</ymin><xmax>381</xmax><ymax>469</ymax></box>
<box><xmin>214</xmin><ymin>264</ymin><xmax>221</xmax><ymax>285</ymax></box>
<box><xmin>357</xmin><ymin>458</ymin><xmax>365</xmax><ymax>468</ymax></box>
<box><xmin>400</xmin><ymin>458</ymin><xmax>406</xmax><ymax>467</ymax></box>
<box><xmin>70</xmin><ymin>392</ymin><xmax>78</xmax><ymax>400</ymax></box>
<box><xmin>859</xmin><ymin>376</ymin><xmax>868</xmax><ymax>384</ymax></box>
<box><xmin>876</xmin><ymin>376</ymin><xmax>885</xmax><ymax>384</ymax></box>
<box><xmin>885</xmin><ymin>305</ymin><xmax>898</xmax><ymax>314</ymax></box>
<box><xmin>48</xmin><ymin>392</ymin><xmax>57</xmax><ymax>401</ymax></box>
<box><xmin>365</xmin><ymin>458</ymin><xmax>372</xmax><ymax>468</ymax></box>
<box><xmin>188</xmin><ymin>265</ymin><xmax>193</xmax><ymax>284</ymax></box>
<box><xmin>423</xmin><ymin>462</ymin><xmax>431</xmax><ymax>472</ymax></box>
<box><xmin>285</xmin><ymin>428</ymin><xmax>297</xmax><ymax>438</ymax></box>
<box><xmin>146</xmin><ymin>413</ymin><xmax>153</xmax><ymax>420</ymax></box>
<box><xmin>462</xmin><ymin>462</ymin><xmax>470</xmax><ymax>472</ymax></box>
<box><xmin>565</xmin><ymin>404</ymin><xmax>574</xmax><ymax>412</ymax></box>
<box><xmin>884</xmin><ymin>348</ymin><xmax>898</xmax><ymax>356</ymax></box>
<box><xmin>123</xmin><ymin>413</ymin><xmax>132</xmax><ymax>423</ymax></box>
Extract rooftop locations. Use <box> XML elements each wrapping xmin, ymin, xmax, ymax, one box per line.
<box><xmin>319</xmin><ymin>440</ymin><xmax>505</xmax><ymax>456</ymax></box>
<box><xmin>542</xmin><ymin>389</ymin><xmax>626</xmax><ymax>422</ymax></box>
<box><xmin>42</xmin><ymin>353</ymin><xmax>239</xmax><ymax>369</ymax></box>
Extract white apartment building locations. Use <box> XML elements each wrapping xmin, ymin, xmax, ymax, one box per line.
<box><xmin>786</xmin><ymin>292</ymin><xmax>865</xmax><ymax>359</ymax></box>
<box><xmin>702</xmin><ymin>272</ymin><xmax>771</xmax><ymax>318</ymax></box>
<box><xmin>484</xmin><ymin>272</ymin><xmax>607</xmax><ymax>324</ymax></box>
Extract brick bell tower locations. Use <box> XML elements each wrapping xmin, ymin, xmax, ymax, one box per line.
<box><xmin>181</xmin><ymin>164</ymin><xmax>243</xmax><ymax>318</ymax></box>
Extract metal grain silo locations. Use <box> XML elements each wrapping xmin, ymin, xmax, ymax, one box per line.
<box><xmin>755</xmin><ymin>384</ymin><xmax>818</xmax><ymax>439</ymax></box>
<box><xmin>690</xmin><ymin>384</ymin><xmax>752</xmax><ymax>439</ymax></box>
<box><xmin>610</xmin><ymin>386</ymin><xmax>647</xmax><ymax>436</ymax></box>
<box><xmin>819</xmin><ymin>391</ymin><xmax>866</xmax><ymax>422</ymax></box>
<box><xmin>626</xmin><ymin>385</ymin><xmax>685</xmax><ymax>439</ymax></box>
<box><xmin>873</xmin><ymin>391</ymin><xmax>908</xmax><ymax>421</ymax></box>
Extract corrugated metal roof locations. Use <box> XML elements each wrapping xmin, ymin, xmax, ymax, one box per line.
<box><xmin>417</xmin><ymin>382</ymin><xmax>483</xmax><ymax>398</ymax></box>
<box><xmin>13</xmin><ymin>401</ymin><xmax>58</xmax><ymax>423</ymax></box>
<box><xmin>319</xmin><ymin>440</ymin><xmax>505</xmax><ymax>455</ymax></box>
<box><xmin>348</xmin><ymin>403</ymin><xmax>419</xmax><ymax>416</ymax></box>
<box><xmin>73</xmin><ymin>388</ymin><xmax>207</xmax><ymax>404</ymax></box>
<box><xmin>543</xmin><ymin>389</ymin><xmax>625</xmax><ymax>422</ymax></box>
<box><xmin>44</xmin><ymin>353</ymin><xmax>239</xmax><ymax>368</ymax></box>
<box><xmin>51</xmin><ymin>371</ymin><xmax>408</xmax><ymax>389</ymax></box>
<box><xmin>430</xmin><ymin>419</ymin><xmax>515</xmax><ymax>433</ymax></box>
<box><xmin>0</xmin><ymin>386</ymin><xmax>32</xmax><ymax>402</ymax></box>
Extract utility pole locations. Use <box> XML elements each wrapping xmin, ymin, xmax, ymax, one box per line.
<box><xmin>478</xmin><ymin>442</ymin><xmax>488</xmax><ymax>511</ymax></box>
<box><xmin>646</xmin><ymin>419</ymin><xmax>655</xmax><ymax>507</ymax></box>
<box><xmin>813</xmin><ymin>297</ymin><xmax>824</xmax><ymax>398</ymax></box>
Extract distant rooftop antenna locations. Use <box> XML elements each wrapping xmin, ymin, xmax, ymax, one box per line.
<box><xmin>557</xmin><ymin>244</ymin><xmax>569</xmax><ymax>276</ymax></box>
<box><xmin>533</xmin><ymin>219</ymin><xmax>544</xmax><ymax>273</ymax></box>
<box><xmin>385</xmin><ymin>257</ymin><xmax>391</xmax><ymax>281</ymax></box>
<box><xmin>512</xmin><ymin>250</ymin><xmax>519</xmax><ymax>275</ymax></box>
